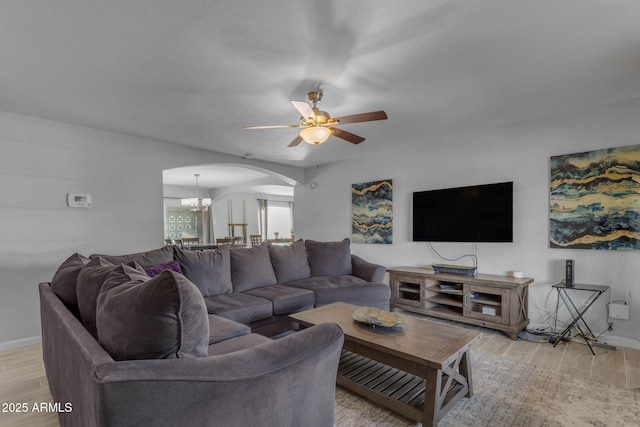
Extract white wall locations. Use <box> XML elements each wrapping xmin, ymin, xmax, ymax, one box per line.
<box><xmin>3</xmin><ymin>95</ymin><xmax>639</xmax><ymax>349</ymax></box>
<box><xmin>294</xmin><ymin>97</ymin><xmax>640</xmax><ymax>346</ymax></box>
<box><xmin>0</xmin><ymin>111</ymin><xmax>304</xmax><ymax>349</ymax></box>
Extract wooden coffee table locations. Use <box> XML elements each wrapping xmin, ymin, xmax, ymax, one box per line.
<box><xmin>289</xmin><ymin>302</ymin><xmax>480</xmax><ymax>427</ymax></box>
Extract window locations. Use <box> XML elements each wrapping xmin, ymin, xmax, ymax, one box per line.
<box><xmin>164</xmin><ymin>198</ymin><xmax>213</xmax><ymax>243</ymax></box>
<box><xmin>258</xmin><ymin>199</ymin><xmax>294</xmax><ymax>239</ymax></box>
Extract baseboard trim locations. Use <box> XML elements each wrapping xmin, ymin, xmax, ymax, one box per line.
<box><xmin>0</xmin><ymin>335</ymin><xmax>42</xmax><ymax>352</ymax></box>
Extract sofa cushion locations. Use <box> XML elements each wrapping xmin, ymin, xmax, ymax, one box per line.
<box><xmin>50</xmin><ymin>252</ymin><xmax>89</xmax><ymax>315</ymax></box>
<box><xmin>143</xmin><ymin>259</ymin><xmax>183</xmax><ymax>277</ymax></box>
<box><xmin>76</xmin><ymin>257</ymin><xmax>144</xmax><ymax>338</ymax></box>
<box><xmin>244</xmin><ymin>285</ymin><xmax>315</xmax><ymax>315</ymax></box>
<box><xmin>230</xmin><ymin>244</ymin><xmax>277</xmax><ymax>292</ymax></box>
<box><xmin>96</xmin><ymin>265</ymin><xmax>209</xmax><ymax>360</ymax></box>
<box><xmin>268</xmin><ymin>239</ymin><xmax>311</xmax><ymax>284</ymax></box>
<box><xmin>285</xmin><ymin>275</ymin><xmax>391</xmax><ymax>310</ymax></box>
<box><xmin>305</xmin><ymin>238</ymin><xmax>352</xmax><ymax>276</ymax></box>
<box><xmin>208</xmin><ymin>314</ymin><xmax>251</xmax><ymax>345</ymax></box>
<box><xmin>207</xmin><ymin>333</ymin><xmax>271</xmax><ymax>357</ymax></box>
<box><xmin>90</xmin><ymin>245</ymin><xmax>174</xmax><ymax>267</ymax></box>
<box><xmin>203</xmin><ymin>293</ymin><xmax>273</xmax><ymax>324</ymax></box>
<box><xmin>174</xmin><ymin>247</ymin><xmax>232</xmax><ymax>296</ymax></box>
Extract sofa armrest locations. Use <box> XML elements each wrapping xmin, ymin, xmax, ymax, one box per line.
<box><xmin>95</xmin><ymin>323</ymin><xmax>344</xmax><ymax>427</ymax></box>
<box><xmin>351</xmin><ymin>255</ymin><xmax>386</xmax><ymax>282</ymax></box>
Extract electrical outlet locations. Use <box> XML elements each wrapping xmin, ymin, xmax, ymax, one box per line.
<box><xmin>609</xmin><ymin>302</ymin><xmax>630</xmax><ymax>320</ymax></box>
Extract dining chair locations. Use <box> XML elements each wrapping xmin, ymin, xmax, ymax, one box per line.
<box><xmin>216</xmin><ymin>237</ymin><xmax>234</xmax><ymax>246</ymax></box>
<box><xmin>182</xmin><ymin>237</ymin><xmax>200</xmax><ymax>245</ymax></box>
<box><xmin>250</xmin><ymin>234</ymin><xmax>263</xmax><ymax>246</ymax></box>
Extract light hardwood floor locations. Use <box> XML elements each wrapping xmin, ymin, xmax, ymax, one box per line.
<box><xmin>416</xmin><ymin>312</ymin><xmax>640</xmax><ymax>389</ymax></box>
<box><xmin>0</xmin><ymin>345</ymin><xmax>58</xmax><ymax>427</ymax></box>
<box><xmin>1</xmin><ymin>325</ymin><xmax>638</xmax><ymax>426</ymax></box>
<box><xmin>471</xmin><ymin>324</ymin><xmax>640</xmax><ymax>389</ymax></box>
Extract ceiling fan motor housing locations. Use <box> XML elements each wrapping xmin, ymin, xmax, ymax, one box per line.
<box><xmin>302</xmin><ymin>108</ymin><xmax>334</xmax><ymax>126</ymax></box>
<box><xmin>307</xmin><ymin>91</ymin><xmax>323</xmax><ymax>103</ymax></box>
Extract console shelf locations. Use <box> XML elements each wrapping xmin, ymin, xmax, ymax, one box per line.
<box><xmin>389</xmin><ymin>266</ymin><xmax>533</xmax><ymax>340</ymax></box>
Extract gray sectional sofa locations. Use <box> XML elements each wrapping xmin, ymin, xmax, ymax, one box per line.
<box><xmin>41</xmin><ymin>238</ymin><xmax>390</xmax><ymax>426</ymax></box>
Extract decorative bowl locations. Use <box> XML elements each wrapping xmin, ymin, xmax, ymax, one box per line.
<box><xmin>352</xmin><ymin>306</ymin><xmax>406</xmax><ymax>328</ymax></box>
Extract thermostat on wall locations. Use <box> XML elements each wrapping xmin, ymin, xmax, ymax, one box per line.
<box><xmin>67</xmin><ymin>193</ymin><xmax>92</xmax><ymax>208</ymax></box>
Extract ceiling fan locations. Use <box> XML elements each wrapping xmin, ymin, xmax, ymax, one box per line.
<box><xmin>243</xmin><ymin>90</ymin><xmax>387</xmax><ymax>147</ymax></box>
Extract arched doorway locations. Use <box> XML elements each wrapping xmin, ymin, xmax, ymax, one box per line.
<box><xmin>162</xmin><ymin>164</ymin><xmax>296</xmax><ymax>246</ymax></box>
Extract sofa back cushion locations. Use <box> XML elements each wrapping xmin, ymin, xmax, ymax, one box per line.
<box><xmin>76</xmin><ymin>257</ymin><xmax>144</xmax><ymax>337</ymax></box>
<box><xmin>174</xmin><ymin>247</ymin><xmax>232</xmax><ymax>296</ymax></box>
<box><xmin>90</xmin><ymin>245</ymin><xmax>174</xmax><ymax>267</ymax></box>
<box><xmin>230</xmin><ymin>244</ymin><xmax>277</xmax><ymax>292</ymax></box>
<box><xmin>305</xmin><ymin>238</ymin><xmax>353</xmax><ymax>276</ymax></box>
<box><xmin>268</xmin><ymin>239</ymin><xmax>311</xmax><ymax>284</ymax></box>
<box><xmin>50</xmin><ymin>252</ymin><xmax>90</xmax><ymax>315</ymax></box>
<box><xmin>96</xmin><ymin>265</ymin><xmax>209</xmax><ymax>360</ymax></box>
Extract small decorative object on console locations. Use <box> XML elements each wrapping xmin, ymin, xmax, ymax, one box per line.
<box><xmin>352</xmin><ymin>306</ymin><xmax>406</xmax><ymax>328</ymax></box>
<box><xmin>432</xmin><ymin>263</ymin><xmax>477</xmax><ymax>276</ymax></box>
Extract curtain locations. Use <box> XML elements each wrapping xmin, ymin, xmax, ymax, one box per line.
<box><xmin>257</xmin><ymin>199</ymin><xmax>268</xmax><ymax>240</ymax></box>
<box><xmin>288</xmin><ymin>201</ymin><xmax>294</xmax><ymax>237</ymax></box>
<box><xmin>203</xmin><ymin>205</ymin><xmax>215</xmax><ymax>243</ymax></box>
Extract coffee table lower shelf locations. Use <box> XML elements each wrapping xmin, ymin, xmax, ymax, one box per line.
<box><xmin>338</xmin><ymin>349</ymin><xmax>469</xmax><ymax>426</ymax></box>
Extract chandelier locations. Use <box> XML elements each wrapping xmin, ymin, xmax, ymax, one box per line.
<box><xmin>181</xmin><ymin>173</ymin><xmax>211</xmax><ymax>211</ymax></box>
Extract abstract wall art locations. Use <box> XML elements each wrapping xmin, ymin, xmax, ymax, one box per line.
<box><xmin>351</xmin><ymin>179</ymin><xmax>393</xmax><ymax>244</ymax></box>
<box><xmin>550</xmin><ymin>144</ymin><xmax>640</xmax><ymax>250</ymax></box>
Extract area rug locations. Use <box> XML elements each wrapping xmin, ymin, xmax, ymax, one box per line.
<box><xmin>334</xmin><ymin>350</ymin><xmax>640</xmax><ymax>426</ymax></box>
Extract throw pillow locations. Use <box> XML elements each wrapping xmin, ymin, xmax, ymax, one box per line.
<box><xmin>76</xmin><ymin>257</ymin><xmax>144</xmax><ymax>338</ymax></box>
<box><xmin>230</xmin><ymin>244</ymin><xmax>277</xmax><ymax>292</ymax></box>
<box><xmin>268</xmin><ymin>239</ymin><xmax>311</xmax><ymax>284</ymax></box>
<box><xmin>305</xmin><ymin>238</ymin><xmax>353</xmax><ymax>276</ymax></box>
<box><xmin>90</xmin><ymin>245</ymin><xmax>174</xmax><ymax>267</ymax></box>
<box><xmin>96</xmin><ymin>265</ymin><xmax>209</xmax><ymax>360</ymax></box>
<box><xmin>143</xmin><ymin>259</ymin><xmax>183</xmax><ymax>278</ymax></box>
<box><xmin>50</xmin><ymin>252</ymin><xmax>90</xmax><ymax>315</ymax></box>
<box><xmin>174</xmin><ymin>247</ymin><xmax>232</xmax><ymax>296</ymax></box>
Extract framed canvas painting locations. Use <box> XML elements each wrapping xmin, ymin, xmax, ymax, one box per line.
<box><xmin>351</xmin><ymin>180</ymin><xmax>393</xmax><ymax>244</ymax></box>
<box><xmin>550</xmin><ymin>144</ymin><xmax>640</xmax><ymax>250</ymax></box>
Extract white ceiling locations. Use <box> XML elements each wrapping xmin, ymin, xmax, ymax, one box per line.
<box><xmin>2</xmin><ymin>0</ymin><xmax>640</xmax><ymax>169</ymax></box>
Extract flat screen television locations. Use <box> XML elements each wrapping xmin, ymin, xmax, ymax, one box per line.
<box><xmin>412</xmin><ymin>181</ymin><xmax>513</xmax><ymax>243</ymax></box>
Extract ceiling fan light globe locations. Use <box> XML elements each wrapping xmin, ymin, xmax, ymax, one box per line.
<box><xmin>300</xmin><ymin>126</ymin><xmax>331</xmax><ymax>145</ymax></box>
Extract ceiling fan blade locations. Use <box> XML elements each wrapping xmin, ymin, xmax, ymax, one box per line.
<box><xmin>243</xmin><ymin>124</ymin><xmax>300</xmax><ymax>129</ymax></box>
<box><xmin>290</xmin><ymin>100</ymin><xmax>315</xmax><ymax>120</ymax></box>
<box><xmin>334</xmin><ymin>110</ymin><xmax>387</xmax><ymax>125</ymax></box>
<box><xmin>331</xmin><ymin>128</ymin><xmax>365</xmax><ymax>145</ymax></box>
<box><xmin>287</xmin><ymin>134</ymin><xmax>303</xmax><ymax>147</ymax></box>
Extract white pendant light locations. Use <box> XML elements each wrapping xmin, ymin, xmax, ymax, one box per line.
<box><xmin>300</xmin><ymin>126</ymin><xmax>332</xmax><ymax>145</ymax></box>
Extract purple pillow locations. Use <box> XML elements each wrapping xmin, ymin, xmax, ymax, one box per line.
<box><xmin>143</xmin><ymin>260</ymin><xmax>183</xmax><ymax>277</ymax></box>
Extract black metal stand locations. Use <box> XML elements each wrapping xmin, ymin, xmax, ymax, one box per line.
<box><xmin>551</xmin><ymin>282</ymin><xmax>609</xmax><ymax>355</ymax></box>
